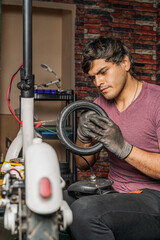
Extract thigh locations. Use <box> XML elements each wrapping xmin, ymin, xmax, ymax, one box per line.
<box><xmin>100</xmin><ymin>189</ymin><xmax>160</xmax><ymax>240</ymax></box>
<box><xmin>70</xmin><ymin>189</ymin><xmax>160</xmax><ymax>240</ymax></box>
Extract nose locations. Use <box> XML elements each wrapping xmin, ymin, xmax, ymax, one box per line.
<box><xmin>94</xmin><ymin>75</ymin><xmax>104</xmax><ymax>87</ymax></box>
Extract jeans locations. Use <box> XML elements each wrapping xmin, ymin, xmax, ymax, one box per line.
<box><xmin>66</xmin><ymin>189</ymin><xmax>160</xmax><ymax>240</ymax></box>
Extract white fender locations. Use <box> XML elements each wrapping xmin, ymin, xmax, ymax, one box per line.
<box><xmin>5</xmin><ymin>129</ymin><xmax>22</xmax><ymax>162</ymax></box>
<box><xmin>5</xmin><ymin>128</ymin><xmax>40</xmax><ymax>163</ymax></box>
<box><xmin>25</xmin><ymin>138</ymin><xmax>63</xmax><ymax>214</ymax></box>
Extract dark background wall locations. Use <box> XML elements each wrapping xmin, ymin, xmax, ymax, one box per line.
<box><xmin>39</xmin><ymin>0</ymin><xmax>160</xmax><ymax>180</ymax></box>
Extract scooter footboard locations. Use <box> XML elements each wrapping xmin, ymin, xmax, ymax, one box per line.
<box><xmin>25</xmin><ymin>138</ymin><xmax>63</xmax><ymax>214</ymax></box>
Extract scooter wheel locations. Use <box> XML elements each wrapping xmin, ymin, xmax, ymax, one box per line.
<box><xmin>56</xmin><ymin>100</ymin><xmax>108</xmax><ymax>155</ymax></box>
<box><xmin>26</xmin><ymin>210</ymin><xmax>58</xmax><ymax>240</ymax></box>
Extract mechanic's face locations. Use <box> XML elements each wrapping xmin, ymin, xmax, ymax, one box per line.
<box><xmin>88</xmin><ymin>57</ymin><xmax>130</xmax><ymax>100</ymax></box>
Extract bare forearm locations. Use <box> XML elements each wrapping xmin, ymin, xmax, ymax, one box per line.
<box><xmin>74</xmin><ymin>138</ymin><xmax>99</xmax><ymax>170</ymax></box>
<box><xmin>125</xmin><ymin>146</ymin><xmax>160</xmax><ymax>179</ymax></box>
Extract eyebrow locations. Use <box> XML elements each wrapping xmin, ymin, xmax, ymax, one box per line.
<box><xmin>96</xmin><ymin>66</ymin><xmax>107</xmax><ymax>75</ymax></box>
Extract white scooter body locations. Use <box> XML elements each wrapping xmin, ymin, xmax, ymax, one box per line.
<box><xmin>0</xmin><ymin>0</ymin><xmax>73</xmax><ymax>235</ymax></box>
<box><xmin>1</xmin><ymin>98</ymin><xmax>72</xmax><ymax>234</ymax></box>
<box><xmin>25</xmin><ymin>138</ymin><xmax>64</xmax><ymax>214</ymax></box>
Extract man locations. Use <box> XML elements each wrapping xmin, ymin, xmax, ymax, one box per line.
<box><xmin>70</xmin><ymin>37</ymin><xmax>160</xmax><ymax>240</ymax></box>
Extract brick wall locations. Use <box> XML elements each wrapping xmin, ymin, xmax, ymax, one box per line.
<box><xmin>74</xmin><ymin>0</ymin><xmax>159</xmax><ymax>100</ymax></box>
<box><xmin>40</xmin><ymin>0</ymin><xmax>160</xmax><ymax>180</ymax></box>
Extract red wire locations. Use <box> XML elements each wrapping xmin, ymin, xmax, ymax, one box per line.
<box><xmin>7</xmin><ymin>63</ymin><xmax>23</xmax><ymax>127</ymax></box>
<box><xmin>9</xmin><ymin>168</ymin><xmax>23</xmax><ymax>179</ymax></box>
<box><xmin>35</xmin><ymin>122</ymin><xmax>42</xmax><ymax>129</ymax></box>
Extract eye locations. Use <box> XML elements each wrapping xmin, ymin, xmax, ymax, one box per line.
<box><xmin>101</xmin><ymin>69</ymin><xmax>107</xmax><ymax>75</ymax></box>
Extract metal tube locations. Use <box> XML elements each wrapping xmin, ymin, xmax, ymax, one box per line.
<box><xmin>21</xmin><ymin>98</ymin><xmax>34</xmax><ymax>157</ymax></box>
<box><xmin>21</xmin><ymin>0</ymin><xmax>34</xmax><ymax>156</ymax></box>
<box><xmin>23</xmin><ymin>0</ymin><xmax>32</xmax><ymax>77</ymax></box>
<box><xmin>72</xmin><ymin>92</ymin><xmax>77</xmax><ymax>182</ymax></box>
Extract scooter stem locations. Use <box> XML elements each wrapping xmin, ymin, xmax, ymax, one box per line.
<box><xmin>21</xmin><ymin>0</ymin><xmax>34</xmax><ymax>157</ymax></box>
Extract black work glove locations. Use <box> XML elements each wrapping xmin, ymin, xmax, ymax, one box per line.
<box><xmin>86</xmin><ymin>114</ymin><xmax>133</xmax><ymax>159</ymax></box>
<box><xmin>77</xmin><ymin>111</ymin><xmax>97</xmax><ymax>143</ymax></box>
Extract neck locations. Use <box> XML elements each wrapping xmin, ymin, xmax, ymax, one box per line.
<box><xmin>115</xmin><ymin>77</ymin><xmax>142</xmax><ymax>112</ymax></box>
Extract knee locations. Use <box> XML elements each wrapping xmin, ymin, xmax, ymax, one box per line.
<box><xmin>69</xmin><ymin>196</ymin><xmax>115</xmax><ymax>240</ymax></box>
<box><xmin>63</xmin><ymin>190</ymin><xmax>77</xmax><ymax>206</ymax></box>
<box><xmin>71</xmin><ymin>196</ymin><xmax>92</xmax><ymax>222</ymax></box>
<box><xmin>70</xmin><ymin>196</ymin><xmax>96</xmax><ymax>230</ymax></box>
<box><xmin>69</xmin><ymin>197</ymin><xmax>93</xmax><ymax>240</ymax></box>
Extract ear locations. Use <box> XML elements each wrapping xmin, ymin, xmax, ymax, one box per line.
<box><xmin>120</xmin><ymin>55</ymin><xmax>131</xmax><ymax>72</ymax></box>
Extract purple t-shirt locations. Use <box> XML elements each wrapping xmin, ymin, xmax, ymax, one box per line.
<box><xmin>94</xmin><ymin>81</ymin><xmax>160</xmax><ymax>193</ymax></box>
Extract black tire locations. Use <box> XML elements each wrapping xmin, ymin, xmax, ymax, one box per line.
<box><xmin>26</xmin><ymin>210</ymin><xmax>58</xmax><ymax>240</ymax></box>
<box><xmin>56</xmin><ymin>100</ymin><xmax>108</xmax><ymax>155</ymax></box>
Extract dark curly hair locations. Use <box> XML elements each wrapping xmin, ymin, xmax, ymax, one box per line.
<box><xmin>82</xmin><ymin>37</ymin><xmax>135</xmax><ymax>76</ymax></box>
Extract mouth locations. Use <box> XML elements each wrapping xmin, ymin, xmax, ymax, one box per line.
<box><xmin>100</xmin><ymin>86</ymin><xmax>110</xmax><ymax>93</ymax></box>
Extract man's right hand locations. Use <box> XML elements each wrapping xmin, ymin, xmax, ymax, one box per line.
<box><xmin>77</xmin><ymin>111</ymin><xmax>97</xmax><ymax>143</ymax></box>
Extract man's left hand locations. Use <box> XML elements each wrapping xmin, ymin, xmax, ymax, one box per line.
<box><xmin>86</xmin><ymin>114</ymin><xmax>133</xmax><ymax>159</ymax></box>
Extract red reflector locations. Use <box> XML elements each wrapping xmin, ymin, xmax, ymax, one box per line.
<box><xmin>40</xmin><ymin>177</ymin><xmax>52</xmax><ymax>198</ymax></box>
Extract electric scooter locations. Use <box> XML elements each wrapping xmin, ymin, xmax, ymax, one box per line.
<box><xmin>0</xmin><ymin>0</ymin><xmax>114</xmax><ymax>238</ymax></box>
<box><xmin>0</xmin><ymin>0</ymin><xmax>72</xmax><ymax>239</ymax></box>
